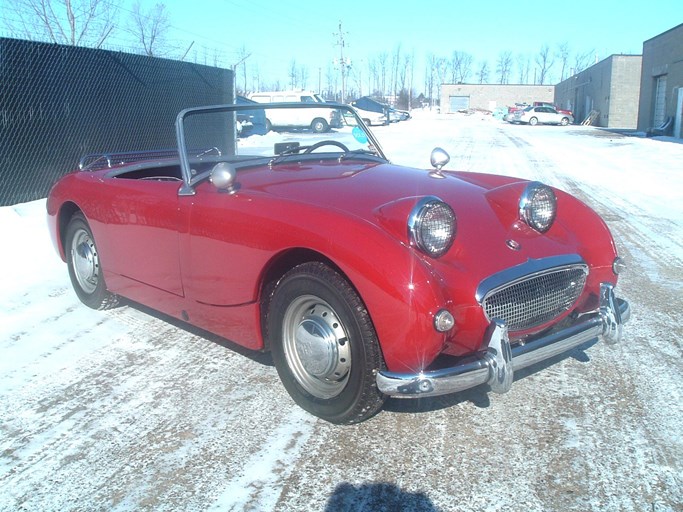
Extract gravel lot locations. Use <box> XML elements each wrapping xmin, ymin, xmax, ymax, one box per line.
<box><xmin>1</xmin><ymin>112</ymin><xmax>681</xmax><ymax>511</ymax></box>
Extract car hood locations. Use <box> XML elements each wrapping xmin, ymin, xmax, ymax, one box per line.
<box><xmin>238</xmin><ymin>158</ymin><xmax>606</xmax><ymax>274</ymax></box>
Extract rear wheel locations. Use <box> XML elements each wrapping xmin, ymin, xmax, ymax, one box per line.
<box><xmin>65</xmin><ymin>212</ymin><xmax>118</xmax><ymax>310</ymax></box>
<box><xmin>560</xmin><ymin>117</ymin><xmax>569</xmax><ymax>126</ymax></box>
<box><xmin>268</xmin><ymin>262</ymin><xmax>386</xmax><ymax>424</ymax></box>
<box><xmin>311</xmin><ymin>118</ymin><xmax>329</xmax><ymax>133</ymax></box>
<box><xmin>529</xmin><ymin>117</ymin><xmax>538</xmax><ymax>126</ymax></box>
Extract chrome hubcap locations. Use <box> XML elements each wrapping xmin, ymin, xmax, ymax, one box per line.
<box><xmin>282</xmin><ymin>295</ymin><xmax>351</xmax><ymax>399</ymax></box>
<box><xmin>71</xmin><ymin>228</ymin><xmax>99</xmax><ymax>294</ymax></box>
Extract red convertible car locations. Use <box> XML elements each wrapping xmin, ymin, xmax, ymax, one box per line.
<box><xmin>47</xmin><ymin>102</ymin><xmax>630</xmax><ymax>424</ymax></box>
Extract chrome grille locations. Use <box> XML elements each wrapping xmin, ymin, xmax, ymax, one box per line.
<box><xmin>482</xmin><ymin>266</ymin><xmax>588</xmax><ymax>332</ymax></box>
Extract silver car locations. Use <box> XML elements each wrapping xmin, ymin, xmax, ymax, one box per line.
<box><xmin>512</xmin><ymin>106</ymin><xmax>573</xmax><ymax>126</ymax></box>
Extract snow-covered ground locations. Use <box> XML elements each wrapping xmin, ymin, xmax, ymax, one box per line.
<box><xmin>1</xmin><ymin>111</ymin><xmax>681</xmax><ymax>511</ymax></box>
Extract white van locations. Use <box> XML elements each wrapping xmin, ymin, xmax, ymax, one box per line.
<box><xmin>249</xmin><ymin>90</ymin><xmax>327</xmax><ymax>104</ymax></box>
<box><xmin>248</xmin><ymin>90</ymin><xmax>338</xmax><ymax>133</ymax></box>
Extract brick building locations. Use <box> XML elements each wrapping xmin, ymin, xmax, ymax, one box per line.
<box><xmin>637</xmin><ymin>23</ymin><xmax>683</xmax><ymax>138</ymax></box>
<box><xmin>555</xmin><ymin>55</ymin><xmax>642</xmax><ymax>128</ymax></box>
<box><xmin>440</xmin><ymin>84</ymin><xmax>554</xmax><ymax>113</ymax></box>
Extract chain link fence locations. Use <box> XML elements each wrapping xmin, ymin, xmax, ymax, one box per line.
<box><xmin>0</xmin><ymin>37</ymin><xmax>233</xmax><ymax>206</ymax></box>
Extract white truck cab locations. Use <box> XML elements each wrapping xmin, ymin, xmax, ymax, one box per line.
<box><xmin>248</xmin><ymin>90</ymin><xmax>336</xmax><ymax>132</ymax></box>
<box><xmin>249</xmin><ymin>90</ymin><xmax>326</xmax><ymax>104</ymax></box>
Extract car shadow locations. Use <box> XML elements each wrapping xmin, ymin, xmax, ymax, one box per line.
<box><xmin>117</xmin><ymin>298</ymin><xmax>275</xmax><ymax>367</ymax></box>
<box><xmin>325</xmin><ymin>482</ymin><xmax>439</xmax><ymax>512</ymax></box>
<box><xmin>383</xmin><ymin>338</ymin><xmax>599</xmax><ymax>414</ymax></box>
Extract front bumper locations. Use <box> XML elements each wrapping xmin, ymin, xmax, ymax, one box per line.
<box><xmin>376</xmin><ymin>283</ymin><xmax>630</xmax><ymax>397</ymax></box>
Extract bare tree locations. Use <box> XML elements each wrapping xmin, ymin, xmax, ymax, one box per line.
<box><xmin>535</xmin><ymin>44</ymin><xmax>554</xmax><ymax>84</ymax></box>
<box><xmin>299</xmin><ymin>66</ymin><xmax>309</xmax><ymax>89</ymax></box>
<box><xmin>367</xmin><ymin>58</ymin><xmax>377</xmax><ymax>96</ymax></box>
<box><xmin>436</xmin><ymin>57</ymin><xmax>448</xmax><ymax>93</ymax></box>
<box><xmin>6</xmin><ymin>0</ymin><xmax>116</xmax><ymax>47</ymax></box>
<box><xmin>367</xmin><ymin>62</ymin><xmax>374</xmax><ymax>98</ymax></box>
<box><xmin>572</xmin><ymin>49</ymin><xmax>595</xmax><ymax>75</ymax></box>
<box><xmin>449</xmin><ymin>51</ymin><xmax>459</xmax><ymax>83</ymax></box>
<box><xmin>397</xmin><ymin>54</ymin><xmax>411</xmax><ymax>97</ymax></box>
<box><xmin>459</xmin><ymin>53</ymin><xmax>473</xmax><ymax>83</ymax></box>
<box><xmin>325</xmin><ymin>64</ymin><xmax>337</xmax><ymax>100</ymax></box>
<box><xmin>496</xmin><ymin>51</ymin><xmax>513</xmax><ymax>84</ymax></box>
<box><xmin>406</xmin><ymin>51</ymin><xmax>415</xmax><ymax>109</ymax></box>
<box><xmin>425</xmin><ymin>53</ymin><xmax>439</xmax><ymax>105</ymax></box>
<box><xmin>251</xmin><ymin>64</ymin><xmax>261</xmax><ymax>93</ymax></box>
<box><xmin>393</xmin><ymin>52</ymin><xmax>415</xmax><ymax>109</ymax></box>
<box><xmin>378</xmin><ymin>52</ymin><xmax>388</xmax><ymax>97</ymax></box>
<box><xmin>556</xmin><ymin>42</ymin><xmax>570</xmax><ymax>81</ymax></box>
<box><xmin>351</xmin><ymin>64</ymin><xmax>363</xmax><ymax>97</ymax></box>
<box><xmin>129</xmin><ymin>1</ymin><xmax>170</xmax><ymax>57</ymax></box>
<box><xmin>391</xmin><ymin>44</ymin><xmax>402</xmax><ymax>98</ymax></box>
<box><xmin>234</xmin><ymin>45</ymin><xmax>250</xmax><ymax>94</ymax></box>
<box><xmin>449</xmin><ymin>50</ymin><xmax>474</xmax><ymax>84</ymax></box>
<box><xmin>289</xmin><ymin>60</ymin><xmax>299</xmax><ymax>89</ymax></box>
<box><xmin>516</xmin><ymin>53</ymin><xmax>530</xmax><ymax>83</ymax></box>
<box><xmin>477</xmin><ymin>60</ymin><xmax>489</xmax><ymax>84</ymax></box>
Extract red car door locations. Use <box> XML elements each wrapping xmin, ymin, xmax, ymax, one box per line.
<box><xmin>181</xmin><ymin>181</ymin><xmax>270</xmax><ymax>306</ymax></box>
<box><xmin>95</xmin><ymin>178</ymin><xmax>185</xmax><ymax>297</ymax></box>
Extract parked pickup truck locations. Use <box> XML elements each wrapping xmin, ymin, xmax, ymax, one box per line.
<box><xmin>248</xmin><ymin>90</ymin><xmax>340</xmax><ymax>133</ymax></box>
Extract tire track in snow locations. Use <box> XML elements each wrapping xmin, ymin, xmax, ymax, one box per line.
<box><xmin>207</xmin><ymin>407</ymin><xmax>316</xmax><ymax>511</ymax></box>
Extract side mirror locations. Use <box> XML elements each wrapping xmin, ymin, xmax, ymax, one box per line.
<box><xmin>429</xmin><ymin>147</ymin><xmax>450</xmax><ymax>179</ymax></box>
<box><xmin>430</xmin><ymin>147</ymin><xmax>450</xmax><ymax>171</ymax></box>
<box><xmin>210</xmin><ymin>162</ymin><xmax>238</xmax><ymax>194</ymax></box>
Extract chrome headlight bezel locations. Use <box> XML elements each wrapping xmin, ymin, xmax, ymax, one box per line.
<box><xmin>519</xmin><ymin>182</ymin><xmax>557</xmax><ymax>233</ymax></box>
<box><xmin>408</xmin><ymin>197</ymin><xmax>456</xmax><ymax>258</ymax></box>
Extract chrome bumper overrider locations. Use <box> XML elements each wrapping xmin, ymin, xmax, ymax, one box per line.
<box><xmin>376</xmin><ymin>283</ymin><xmax>630</xmax><ymax>398</ymax></box>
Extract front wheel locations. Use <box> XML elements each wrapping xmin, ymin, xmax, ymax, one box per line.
<box><xmin>268</xmin><ymin>262</ymin><xmax>386</xmax><ymax>424</ymax></box>
<box><xmin>65</xmin><ymin>212</ymin><xmax>119</xmax><ymax>310</ymax></box>
<box><xmin>529</xmin><ymin>117</ymin><xmax>538</xmax><ymax>126</ymax></box>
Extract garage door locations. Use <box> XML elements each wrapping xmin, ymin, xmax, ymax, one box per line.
<box><xmin>449</xmin><ymin>95</ymin><xmax>470</xmax><ymax>112</ymax></box>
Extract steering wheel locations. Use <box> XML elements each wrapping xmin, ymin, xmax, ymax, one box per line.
<box><xmin>303</xmin><ymin>140</ymin><xmax>350</xmax><ymax>154</ymax></box>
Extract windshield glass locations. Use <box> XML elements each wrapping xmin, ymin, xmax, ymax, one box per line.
<box><xmin>176</xmin><ymin>103</ymin><xmax>385</xmax><ymax>180</ymax></box>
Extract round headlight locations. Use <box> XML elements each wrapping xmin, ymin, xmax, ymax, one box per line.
<box><xmin>408</xmin><ymin>197</ymin><xmax>456</xmax><ymax>258</ymax></box>
<box><xmin>519</xmin><ymin>182</ymin><xmax>557</xmax><ymax>233</ymax></box>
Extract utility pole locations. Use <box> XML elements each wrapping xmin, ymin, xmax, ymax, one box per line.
<box><xmin>231</xmin><ymin>53</ymin><xmax>251</xmax><ymax>99</ymax></box>
<box><xmin>333</xmin><ymin>21</ymin><xmax>350</xmax><ymax>102</ymax></box>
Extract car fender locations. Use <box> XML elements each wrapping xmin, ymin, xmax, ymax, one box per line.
<box><xmin>212</xmin><ymin>191</ymin><xmax>452</xmax><ymax>373</ymax></box>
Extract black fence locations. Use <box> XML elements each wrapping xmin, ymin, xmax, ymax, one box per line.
<box><xmin>0</xmin><ymin>38</ymin><xmax>233</xmax><ymax>206</ymax></box>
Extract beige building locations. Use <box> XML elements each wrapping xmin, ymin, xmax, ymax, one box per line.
<box><xmin>555</xmin><ymin>55</ymin><xmax>642</xmax><ymax>128</ymax></box>
<box><xmin>637</xmin><ymin>23</ymin><xmax>683</xmax><ymax>138</ymax></box>
<box><xmin>440</xmin><ymin>84</ymin><xmax>554</xmax><ymax>113</ymax></box>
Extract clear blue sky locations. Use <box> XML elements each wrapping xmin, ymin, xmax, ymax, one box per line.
<box><xmin>151</xmin><ymin>0</ymin><xmax>680</xmax><ymax>91</ymax></box>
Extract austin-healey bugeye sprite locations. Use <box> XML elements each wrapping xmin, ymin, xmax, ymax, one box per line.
<box><xmin>47</xmin><ymin>102</ymin><xmax>630</xmax><ymax>424</ymax></box>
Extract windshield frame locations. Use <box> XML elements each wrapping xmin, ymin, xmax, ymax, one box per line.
<box><xmin>174</xmin><ymin>102</ymin><xmax>387</xmax><ymax>196</ymax></box>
